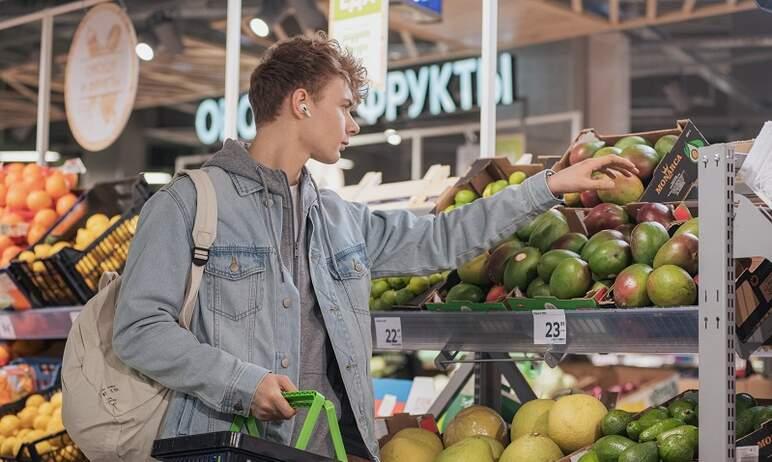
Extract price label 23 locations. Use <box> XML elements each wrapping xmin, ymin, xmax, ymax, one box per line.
<box><xmin>533</xmin><ymin>310</ymin><xmax>567</xmax><ymax>345</ymax></box>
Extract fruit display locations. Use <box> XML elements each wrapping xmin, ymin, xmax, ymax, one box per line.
<box><xmin>565</xmin><ymin>134</ymin><xmax>681</xmax><ymax>206</ymax></box>
<box><xmin>369</xmin><ymin>273</ymin><xmax>448</xmax><ymax>311</ymax></box>
<box><xmin>0</xmin><ymin>164</ymin><xmax>79</xmax><ymax>267</ymax></box>
<box><xmin>0</xmin><ymin>391</ymin><xmax>78</xmax><ymax>459</ymax></box>
<box><xmin>441</xmin><ymin>171</ymin><xmax>529</xmax><ymax>213</ymax></box>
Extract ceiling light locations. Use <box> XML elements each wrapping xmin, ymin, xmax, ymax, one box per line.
<box><xmin>385</xmin><ymin>129</ymin><xmax>402</xmax><ymax>146</ymax></box>
<box><xmin>143</xmin><ymin>172</ymin><xmax>172</xmax><ymax>185</ymax></box>
<box><xmin>135</xmin><ymin>42</ymin><xmax>154</xmax><ymax>61</ymax></box>
<box><xmin>249</xmin><ymin>18</ymin><xmax>270</xmax><ymax>37</ymax></box>
<box><xmin>0</xmin><ymin>151</ymin><xmax>61</xmax><ymax>162</ymax></box>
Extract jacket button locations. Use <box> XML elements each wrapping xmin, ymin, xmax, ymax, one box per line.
<box><xmin>230</xmin><ymin>256</ymin><xmax>239</xmax><ymax>273</ymax></box>
<box><xmin>353</xmin><ymin>261</ymin><xmax>363</xmax><ymax>272</ymax></box>
<box><xmin>234</xmin><ymin>401</ymin><xmax>243</xmax><ymax>412</ymax></box>
<box><xmin>264</xmin><ymin>198</ymin><xmax>274</xmax><ymax>207</ymax></box>
<box><xmin>282</xmin><ymin>298</ymin><xmax>291</xmax><ymax>308</ymax></box>
<box><xmin>281</xmin><ymin>357</ymin><xmax>290</xmax><ymax>368</ymax></box>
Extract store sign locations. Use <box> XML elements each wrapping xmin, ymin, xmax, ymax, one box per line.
<box><xmin>195</xmin><ymin>94</ymin><xmax>255</xmax><ymax>145</ymax></box>
<box><xmin>329</xmin><ymin>0</ymin><xmax>389</xmax><ymax>91</ymax></box>
<box><xmin>64</xmin><ymin>4</ymin><xmax>139</xmax><ymax>152</ymax></box>
<box><xmin>356</xmin><ymin>52</ymin><xmax>515</xmax><ymax>126</ymax></box>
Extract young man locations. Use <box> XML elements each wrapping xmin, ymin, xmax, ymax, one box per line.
<box><xmin>113</xmin><ymin>35</ymin><xmax>636</xmax><ymax>461</ymax></box>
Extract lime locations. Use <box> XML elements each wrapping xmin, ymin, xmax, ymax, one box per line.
<box><xmin>482</xmin><ymin>182</ymin><xmax>496</xmax><ymax>198</ymax></box>
<box><xmin>443</xmin><ymin>204</ymin><xmax>456</xmax><ymax>213</ymax></box>
<box><xmin>394</xmin><ymin>288</ymin><xmax>414</xmax><ymax>305</ymax></box>
<box><xmin>454</xmin><ymin>189</ymin><xmax>479</xmax><ymax>205</ymax></box>
<box><xmin>429</xmin><ymin>273</ymin><xmax>444</xmax><ymax>285</ymax></box>
<box><xmin>387</xmin><ymin>277</ymin><xmax>407</xmax><ymax>289</ymax></box>
<box><xmin>492</xmin><ymin>180</ymin><xmax>509</xmax><ymax>194</ymax></box>
<box><xmin>408</xmin><ymin>276</ymin><xmax>431</xmax><ymax>294</ymax></box>
<box><xmin>381</xmin><ymin>290</ymin><xmax>397</xmax><ymax>307</ymax></box>
<box><xmin>508</xmin><ymin>171</ymin><xmax>527</xmax><ymax>185</ymax></box>
<box><xmin>371</xmin><ymin>279</ymin><xmax>390</xmax><ymax>298</ymax></box>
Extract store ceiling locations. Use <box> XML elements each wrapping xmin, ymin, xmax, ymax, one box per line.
<box><xmin>0</xmin><ymin>0</ymin><xmax>768</xmax><ymax>140</ymax></box>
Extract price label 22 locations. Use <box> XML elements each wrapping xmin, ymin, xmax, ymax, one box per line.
<box><xmin>533</xmin><ymin>310</ymin><xmax>567</xmax><ymax>345</ymax></box>
<box><xmin>374</xmin><ymin>317</ymin><xmax>403</xmax><ymax>349</ymax></box>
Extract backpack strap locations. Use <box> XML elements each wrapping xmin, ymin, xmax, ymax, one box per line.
<box><xmin>177</xmin><ymin>169</ymin><xmax>217</xmax><ymax>330</ymax></box>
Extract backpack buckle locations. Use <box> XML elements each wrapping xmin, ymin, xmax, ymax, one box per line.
<box><xmin>192</xmin><ymin>246</ymin><xmax>210</xmax><ymax>266</ymax></box>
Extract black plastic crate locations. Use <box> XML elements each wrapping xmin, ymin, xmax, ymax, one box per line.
<box><xmin>6</xmin><ymin>177</ymin><xmax>151</xmax><ymax>307</ymax></box>
<box><xmin>152</xmin><ymin>432</ymin><xmax>336</xmax><ymax>462</ymax></box>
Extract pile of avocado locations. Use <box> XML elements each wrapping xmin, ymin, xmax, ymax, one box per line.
<box><xmin>369</xmin><ymin>273</ymin><xmax>448</xmax><ymax>311</ymax></box>
<box><xmin>580</xmin><ymin>391</ymin><xmax>771</xmax><ymax>462</ymax></box>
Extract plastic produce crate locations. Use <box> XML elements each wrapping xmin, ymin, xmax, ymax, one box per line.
<box><xmin>152</xmin><ymin>432</ymin><xmax>336</xmax><ymax>462</ymax></box>
<box><xmin>6</xmin><ymin>177</ymin><xmax>152</xmax><ymax>307</ymax></box>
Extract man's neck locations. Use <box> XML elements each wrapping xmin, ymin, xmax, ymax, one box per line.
<box><xmin>248</xmin><ymin>121</ymin><xmax>309</xmax><ymax>186</ymax></box>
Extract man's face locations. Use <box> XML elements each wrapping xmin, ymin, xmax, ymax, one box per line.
<box><xmin>302</xmin><ymin>77</ymin><xmax>360</xmax><ymax>164</ymax></box>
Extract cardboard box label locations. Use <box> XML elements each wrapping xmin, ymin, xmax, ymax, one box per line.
<box><xmin>639</xmin><ymin>121</ymin><xmax>708</xmax><ymax>203</ymax></box>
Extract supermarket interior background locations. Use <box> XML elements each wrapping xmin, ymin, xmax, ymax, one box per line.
<box><xmin>0</xmin><ymin>0</ymin><xmax>770</xmax><ymax>461</ymax></box>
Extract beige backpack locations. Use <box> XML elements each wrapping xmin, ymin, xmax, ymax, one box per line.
<box><xmin>61</xmin><ymin>170</ymin><xmax>217</xmax><ymax>461</ymax></box>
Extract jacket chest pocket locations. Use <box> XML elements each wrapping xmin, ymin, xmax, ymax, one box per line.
<box><xmin>328</xmin><ymin>243</ymin><xmax>370</xmax><ymax>314</ymax></box>
<box><xmin>205</xmin><ymin>246</ymin><xmax>268</xmax><ymax>321</ymax></box>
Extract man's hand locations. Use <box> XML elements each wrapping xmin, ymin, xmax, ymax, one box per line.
<box><xmin>251</xmin><ymin>374</ymin><xmax>298</xmax><ymax>421</ymax></box>
<box><xmin>546</xmin><ymin>155</ymin><xmax>639</xmax><ymax>196</ymax></box>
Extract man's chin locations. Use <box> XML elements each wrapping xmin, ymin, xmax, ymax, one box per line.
<box><xmin>311</xmin><ymin>152</ymin><xmax>341</xmax><ymax>165</ymax></box>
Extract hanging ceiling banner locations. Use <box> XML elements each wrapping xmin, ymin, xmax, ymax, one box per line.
<box><xmin>329</xmin><ymin>0</ymin><xmax>389</xmax><ymax>92</ymax></box>
<box><xmin>64</xmin><ymin>4</ymin><xmax>139</xmax><ymax>152</ymax></box>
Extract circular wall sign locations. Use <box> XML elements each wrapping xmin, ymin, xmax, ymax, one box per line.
<box><xmin>65</xmin><ymin>4</ymin><xmax>138</xmax><ymax>152</ymax></box>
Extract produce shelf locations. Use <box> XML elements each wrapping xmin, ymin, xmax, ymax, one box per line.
<box><xmin>370</xmin><ymin>307</ymin><xmax>700</xmax><ymax>354</ymax></box>
<box><xmin>0</xmin><ymin>306</ymin><xmax>81</xmax><ymax>340</ymax></box>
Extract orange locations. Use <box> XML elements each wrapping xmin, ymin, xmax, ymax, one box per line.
<box><xmin>5</xmin><ymin>164</ymin><xmax>24</xmax><ymax>174</ymax></box>
<box><xmin>22</xmin><ymin>164</ymin><xmax>41</xmax><ymax>179</ymax></box>
<box><xmin>55</xmin><ymin>193</ymin><xmax>78</xmax><ymax>216</ymax></box>
<box><xmin>0</xmin><ymin>236</ymin><xmax>13</xmax><ymax>255</ymax></box>
<box><xmin>0</xmin><ymin>184</ymin><xmax>7</xmax><ymax>208</ymax></box>
<box><xmin>32</xmin><ymin>209</ymin><xmax>57</xmax><ymax>229</ymax></box>
<box><xmin>4</xmin><ymin>172</ymin><xmax>22</xmax><ymax>189</ymax></box>
<box><xmin>44</xmin><ymin>174</ymin><xmax>69</xmax><ymax>200</ymax></box>
<box><xmin>22</xmin><ymin>175</ymin><xmax>45</xmax><ymax>193</ymax></box>
<box><xmin>5</xmin><ymin>186</ymin><xmax>28</xmax><ymax>210</ymax></box>
<box><xmin>0</xmin><ymin>171</ymin><xmax>6</xmax><ymax>186</ymax></box>
<box><xmin>26</xmin><ymin>224</ymin><xmax>47</xmax><ymax>246</ymax></box>
<box><xmin>64</xmin><ymin>173</ymin><xmax>78</xmax><ymax>190</ymax></box>
<box><xmin>26</xmin><ymin>191</ymin><xmax>52</xmax><ymax>212</ymax></box>
<box><xmin>2</xmin><ymin>246</ymin><xmax>22</xmax><ymax>263</ymax></box>
<box><xmin>1</xmin><ymin>212</ymin><xmax>22</xmax><ymax>225</ymax></box>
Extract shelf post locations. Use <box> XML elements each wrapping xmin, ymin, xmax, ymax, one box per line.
<box><xmin>698</xmin><ymin>143</ymin><xmax>736</xmax><ymax>461</ymax></box>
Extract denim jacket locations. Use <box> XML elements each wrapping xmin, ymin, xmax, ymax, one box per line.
<box><xmin>113</xmin><ymin>141</ymin><xmax>561</xmax><ymax>460</ymax></box>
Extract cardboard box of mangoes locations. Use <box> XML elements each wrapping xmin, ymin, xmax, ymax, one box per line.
<box><xmin>432</xmin><ymin>158</ymin><xmax>544</xmax><ymax>214</ymax></box>
<box><xmin>554</xmin><ymin>120</ymin><xmax>708</xmax><ymax>206</ymax></box>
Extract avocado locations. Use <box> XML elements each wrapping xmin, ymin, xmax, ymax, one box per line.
<box><xmin>667</xmin><ymin>399</ymin><xmax>694</xmax><ymax>417</ymax></box>
<box><xmin>638</xmin><ymin>408</ymin><xmax>669</xmax><ymax>429</ymax></box>
<box><xmin>445</xmin><ymin>283</ymin><xmax>485</xmax><ymax>303</ymax></box>
<box><xmin>752</xmin><ymin>405</ymin><xmax>772</xmax><ymax>430</ymax></box>
<box><xmin>601</xmin><ymin>409</ymin><xmax>635</xmax><ymax>436</ymax></box>
<box><xmin>656</xmin><ymin>425</ymin><xmax>698</xmax><ymax>449</ymax></box>
<box><xmin>618</xmin><ymin>442</ymin><xmax>658</xmax><ymax>462</ymax></box>
<box><xmin>681</xmin><ymin>391</ymin><xmax>698</xmax><ymax>405</ymax></box>
<box><xmin>736</xmin><ymin>393</ymin><xmax>757</xmax><ymax>415</ymax></box>
<box><xmin>626</xmin><ymin>420</ymin><xmax>644</xmax><ymax>441</ymax></box>
<box><xmin>592</xmin><ymin>435</ymin><xmax>637</xmax><ymax>462</ymax></box>
<box><xmin>737</xmin><ymin>411</ymin><xmax>755</xmax><ymax>438</ymax></box>
<box><xmin>658</xmin><ymin>434</ymin><xmax>695</xmax><ymax>462</ymax></box>
<box><xmin>526</xmin><ymin>278</ymin><xmax>551</xmax><ymax>297</ymax></box>
<box><xmin>638</xmin><ymin>418</ymin><xmax>684</xmax><ymax>442</ymax></box>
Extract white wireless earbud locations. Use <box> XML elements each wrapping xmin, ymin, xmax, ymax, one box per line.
<box><xmin>300</xmin><ymin>104</ymin><xmax>311</xmax><ymax>117</ymax></box>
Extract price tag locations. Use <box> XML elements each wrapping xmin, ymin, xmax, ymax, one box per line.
<box><xmin>533</xmin><ymin>310</ymin><xmax>567</xmax><ymax>345</ymax></box>
<box><xmin>736</xmin><ymin>445</ymin><xmax>759</xmax><ymax>462</ymax></box>
<box><xmin>374</xmin><ymin>317</ymin><xmax>403</xmax><ymax>349</ymax></box>
<box><xmin>0</xmin><ymin>316</ymin><xmax>16</xmax><ymax>339</ymax></box>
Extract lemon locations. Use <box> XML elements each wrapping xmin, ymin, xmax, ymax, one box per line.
<box><xmin>16</xmin><ymin>429</ymin><xmax>30</xmax><ymax>440</ymax></box>
<box><xmin>0</xmin><ymin>415</ymin><xmax>20</xmax><ymax>437</ymax></box>
<box><xmin>25</xmin><ymin>395</ymin><xmax>44</xmax><ymax>408</ymax></box>
<box><xmin>86</xmin><ymin>214</ymin><xmax>109</xmax><ymax>233</ymax></box>
<box><xmin>32</xmin><ymin>261</ymin><xmax>46</xmax><ymax>273</ymax></box>
<box><xmin>0</xmin><ymin>437</ymin><xmax>16</xmax><ymax>456</ymax></box>
<box><xmin>33</xmin><ymin>244</ymin><xmax>52</xmax><ymax>259</ymax></box>
<box><xmin>17</xmin><ymin>408</ymin><xmax>35</xmax><ymax>429</ymax></box>
<box><xmin>37</xmin><ymin>402</ymin><xmax>55</xmax><ymax>417</ymax></box>
<box><xmin>35</xmin><ymin>441</ymin><xmax>53</xmax><ymax>454</ymax></box>
<box><xmin>49</xmin><ymin>392</ymin><xmax>62</xmax><ymax>409</ymax></box>
<box><xmin>33</xmin><ymin>415</ymin><xmax>50</xmax><ymax>431</ymax></box>
<box><xmin>50</xmin><ymin>242</ymin><xmax>71</xmax><ymax>255</ymax></box>
<box><xmin>24</xmin><ymin>429</ymin><xmax>44</xmax><ymax>443</ymax></box>
<box><xmin>109</xmin><ymin>215</ymin><xmax>121</xmax><ymax>225</ymax></box>
<box><xmin>548</xmin><ymin>393</ymin><xmax>608</xmax><ymax>453</ymax></box>
<box><xmin>18</xmin><ymin>251</ymin><xmax>35</xmax><ymax>263</ymax></box>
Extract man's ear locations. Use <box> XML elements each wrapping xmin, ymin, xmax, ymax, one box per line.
<box><xmin>290</xmin><ymin>88</ymin><xmax>311</xmax><ymax>119</ymax></box>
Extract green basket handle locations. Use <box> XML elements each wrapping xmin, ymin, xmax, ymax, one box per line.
<box><xmin>230</xmin><ymin>390</ymin><xmax>347</xmax><ymax>462</ymax></box>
